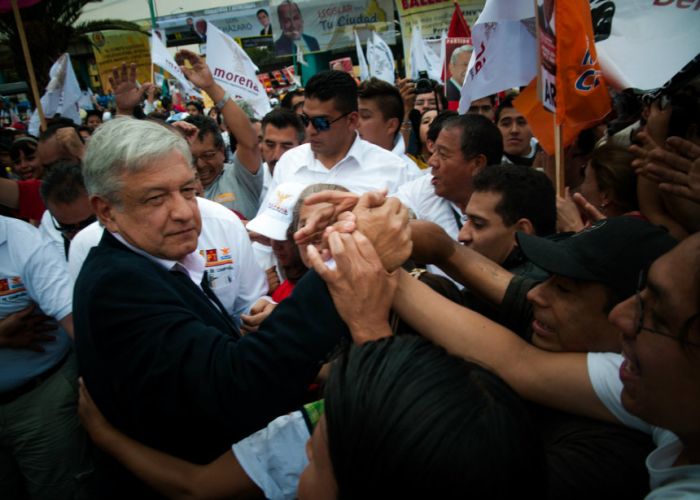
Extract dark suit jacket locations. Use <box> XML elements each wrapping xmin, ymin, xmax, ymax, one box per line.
<box><xmin>75</xmin><ymin>231</ymin><xmax>349</xmax><ymax>497</ymax></box>
<box><xmin>260</xmin><ymin>25</ymin><xmax>272</xmax><ymax>36</ymax></box>
<box><xmin>274</xmin><ymin>33</ymin><xmax>320</xmax><ymax>55</ymax></box>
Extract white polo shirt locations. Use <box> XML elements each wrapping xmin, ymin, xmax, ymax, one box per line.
<box><xmin>588</xmin><ymin>352</ymin><xmax>700</xmax><ymax>498</ymax></box>
<box><xmin>0</xmin><ymin>216</ymin><xmax>73</xmax><ymax>392</ymax></box>
<box><xmin>68</xmin><ymin>197</ymin><xmax>267</xmax><ymax>325</ymax></box>
<box><xmin>269</xmin><ymin>134</ymin><xmax>412</xmax><ymax>195</ymax></box>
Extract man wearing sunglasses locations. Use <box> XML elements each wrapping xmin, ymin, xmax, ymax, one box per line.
<box><xmin>267</xmin><ymin>70</ymin><xmax>412</xmax><ymax>197</ymax></box>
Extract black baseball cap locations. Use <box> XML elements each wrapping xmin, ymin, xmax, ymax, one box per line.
<box><xmin>516</xmin><ymin>217</ymin><xmax>677</xmax><ymax>298</ymax></box>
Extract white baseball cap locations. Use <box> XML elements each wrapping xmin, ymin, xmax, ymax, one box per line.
<box><xmin>247</xmin><ymin>182</ymin><xmax>307</xmax><ymax>241</ymax></box>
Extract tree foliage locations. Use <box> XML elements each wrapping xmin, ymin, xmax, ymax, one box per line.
<box><xmin>0</xmin><ymin>0</ymin><xmax>146</xmax><ymax>91</ymax></box>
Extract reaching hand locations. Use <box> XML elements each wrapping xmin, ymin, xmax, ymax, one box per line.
<box><xmin>109</xmin><ymin>63</ymin><xmax>154</xmax><ymax>115</ymax></box>
<box><xmin>556</xmin><ymin>187</ymin><xmax>585</xmax><ymax>233</ymax></box>
<box><xmin>293</xmin><ymin>190</ymin><xmax>361</xmax><ymax>245</ymax></box>
<box><xmin>78</xmin><ymin>378</ymin><xmax>115</xmax><ymax>447</ymax></box>
<box><xmin>240</xmin><ymin>299</ymin><xmax>277</xmax><ymax>334</ymax></box>
<box><xmin>642</xmin><ymin>136</ymin><xmax>700</xmax><ymax>204</ymax></box>
<box><xmin>175</xmin><ymin>49</ymin><xmax>214</xmax><ymax>91</ymax></box>
<box><xmin>396</xmin><ymin>77</ymin><xmax>416</xmax><ymax>118</ymax></box>
<box><xmin>170</xmin><ymin>120</ymin><xmax>199</xmax><ymax>145</ymax></box>
<box><xmin>308</xmin><ymin>231</ymin><xmax>395</xmax><ymax>344</ymax></box>
<box><xmin>0</xmin><ymin>304</ymin><xmax>56</xmax><ymax>352</ymax></box>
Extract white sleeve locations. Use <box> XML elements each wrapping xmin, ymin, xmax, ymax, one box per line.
<box><xmin>22</xmin><ymin>236</ymin><xmax>73</xmax><ymax>321</ymax></box>
<box><xmin>587</xmin><ymin>352</ymin><xmax>653</xmax><ymax>435</ymax></box>
<box><xmin>67</xmin><ymin>222</ymin><xmax>103</xmax><ymax>282</ymax></box>
<box><xmin>227</xmin><ymin>215</ymin><xmax>268</xmax><ymax>318</ymax></box>
<box><xmin>232</xmin><ymin>410</ymin><xmax>310</xmax><ymax>500</ymax></box>
<box><xmin>392</xmin><ymin>177</ymin><xmax>420</xmax><ymax>214</ymax></box>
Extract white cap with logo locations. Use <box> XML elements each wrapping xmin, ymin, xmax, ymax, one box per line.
<box><xmin>247</xmin><ymin>182</ymin><xmax>307</xmax><ymax>241</ymax></box>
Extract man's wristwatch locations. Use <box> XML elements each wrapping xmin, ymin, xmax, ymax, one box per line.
<box><xmin>215</xmin><ymin>90</ymin><xmax>232</xmax><ymax>110</ymax></box>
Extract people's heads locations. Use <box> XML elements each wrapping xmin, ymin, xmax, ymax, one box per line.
<box><xmin>184</xmin><ymin>115</ymin><xmax>226</xmax><ymax>189</ymax></box>
<box><xmin>609</xmin><ymin>232</ymin><xmax>700</xmax><ymax>437</ymax></box>
<box><xmin>85</xmin><ymin>109</ymin><xmax>103</xmax><ymax>131</ymax></box>
<box><xmin>39</xmin><ymin>161</ymin><xmax>94</xmax><ymax>241</ymax></box>
<box><xmin>414</xmin><ymin>92</ymin><xmax>438</xmax><ymax>115</ymax></box>
<box><xmin>260</xmin><ymin>108</ymin><xmax>305</xmax><ymax>172</ymax></box>
<box><xmin>302</xmin><ymin>71</ymin><xmax>359</xmax><ymax>159</ymax></box>
<box><xmin>83</xmin><ymin>117</ymin><xmax>200</xmax><ymax>261</ymax></box>
<box><xmin>195</xmin><ymin>18</ymin><xmax>207</xmax><ymax>36</ymax></box>
<box><xmin>460</xmin><ymin>164</ymin><xmax>556</xmax><ymax>265</ymax></box>
<box><xmin>519</xmin><ymin>217</ymin><xmax>677</xmax><ymax>353</ymax></box>
<box><xmin>418</xmin><ymin>109</ymin><xmax>438</xmax><ymax>154</ymax></box>
<box><xmin>496</xmin><ymin>95</ymin><xmax>534</xmax><ymax>157</ymax></box>
<box><xmin>278</xmin><ymin>0</ymin><xmax>303</xmax><ymax>41</ymax></box>
<box><xmin>467</xmin><ymin>95</ymin><xmax>496</xmax><ymax>122</ymax></box>
<box><xmin>428</xmin><ymin>113</ymin><xmax>503</xmax><ymax>206</ymax></box>
<box><xmin>9</xmin><ymin>136</ymin><xmax>42</xmax><ymax>180</ymax></box>
<box><xmin>37</xmin><ymin>121</ymin><xmax>84</xmax><ymax>169</ymax></box>
<box><xmin>449</xmin><ymin>45</ymin><xmax>472</xmax><ymax>87</ymax></box>
<box><xmin>257</xmin><ymin>8</ymin><xmax>270</xmax><ymax>27</ymax></box>
<box><xmin>297</xmin><ymin>335</ymin><xmax>546</xmax><ymax>499</ymax></box>
<box><xmin>281</xmin><ymin>88</ymin><xmax>305</xmax><ymax>115</ymax></box>
<box><xmin>357</xmin><ymin>78</ymin><xmax>404</xmax><ymax>151</ymax></box>
<box><xmin>580</xmin><ymin>142</ymin><xmax>638</xmax><ymax>216</ymax></box>
<box><xmin>424</xmin><ymin>110</ymin><xmax>458</xmax><ymax>155</ymax></box>
<box><xmin>186</xmin><ymin>100</ymin><xmax>204</xmax><ymax>116</ymax></box>
<box><xmin>78</xmin><ymin>126</ymin><xmax>93</xmax><ymax>141</ymax></box>
<box><xmin>291</xmin><ymin>183</ymin><xmax>349</xmax><ymax>268</ymax></box>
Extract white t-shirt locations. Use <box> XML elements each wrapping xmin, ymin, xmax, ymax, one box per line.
<box><xmin>0</xmin><ymin>216</ymin><xmax>73</xmax><ymax>391</ymax></box>
<box><xmin>269</xmin><ymin>134</ymin><xmax>412</xmax><ymax>196</ymax></box>
<box><xmin>588</xmin><ymin>352</ymin><xmax>700</xmax><ymax>498</ymax></box>
<box><xmin>393</xmin><ymin>174</ymin><xmax>466</xmax><ymax>283</ymax></box>
<box><xmin>232</xmin><ymin>410</ymin><xmax>309</xmax><ymax>500</ymax></box>
<box><xmin>68</xmin><ymin>197</ymin><xmax>267</xmax><ymax>324</ymax></box>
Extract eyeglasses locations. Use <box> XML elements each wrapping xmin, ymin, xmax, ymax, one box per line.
<box><xmin>634</xmin><ymin>270</ymin><xmax>700</xmax><ymax>348</ymax></box>
<box><xmin>51</xmin><ymin>213</ymin><xmax>96</xmax><ymax>235</ymax></box>
<box><xmin>299</xmin><ymin>111</ymin><xmax>351</xmax><ymax>132</ymax></box>
<box><xmin>192</xmin><ymin>150</ymin><xmax>221</xmax><ymax>164</ymax></box>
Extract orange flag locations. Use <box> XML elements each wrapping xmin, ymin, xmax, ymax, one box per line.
<box><xmin>515</xmin><ymin>0</ymin><xmax>611</xmax><ymax>155</ymax></box>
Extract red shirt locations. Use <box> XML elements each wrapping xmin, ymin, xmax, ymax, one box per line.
<box><xmin>271</xmin><ymin>279</ymin><xmax>295</xmax><ymax>303</ymax></box>
<box><xmin>17</xmin><ymin>179</ymin><xmax>45</xmax><ymax>222</ymax></box>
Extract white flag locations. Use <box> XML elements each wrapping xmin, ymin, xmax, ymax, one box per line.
<box><xmin>205</xmin><ymin>22</ymin><xmax>270</xmax><ymax>119</ymax></box>
<box><xmin>355</xmin><ymin>31</ymin><xmax>369</xmax><ymax>81</ymax></box>
<box><xmin>150</xmin><ymin>31</ymin><xmax>198</xmax><ymax>97</ymax></box>
<box><xmin>366</xmin><ymin>31</ymin><xmax>395</xmax><ymax>84</ymax></box>
<box><xmin>409</xmin><ymin>25</ymin><xmax>444</xmax><ymax>83</ymax></box>
<box><xmin>458</xmin><ymin>1</ymin><xmax>536</xmax><ymax>113</ymax></box>
<box><xmin>592</xmin><ymin>0</ymin><xmax>700</xmax><ymax>90</ymax></box>
<box><xmin>29</xmin><ymin>53</ymin><xmax>82</xmax><ymax>136</ymax></box>
<box><xmin>296</xmin><ymin>43</ymin><xmax>308</xmax><ymax>67</ymax></box>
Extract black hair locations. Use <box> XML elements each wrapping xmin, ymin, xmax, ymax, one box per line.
<box><xmin>184</xmin><ymin>114</ymin><xmax>224</xmax><ymax>150</ymax></box>
<box><xmin>84</xmin><ymin>109</ymin><xmax>103</xmax><ymax>122</ymax></box>
<box><xmin>186</xmin><ymin>100</ymin><xmax>204</xmax><ymax>114</ymax></box>
<box><xmin>280</xmin><ymin>88</ymin><xmax>304</xmax><ymax>110</ymax></box>
<box><xmin>9</xmin><ymin>136</ymin><xmax>38</xmax><ymax>162</ymax></box>
<box><xmin>441</xmin><ymin>113</ymin><xmax>504</xmax><ymax>165</ymax></box>
<box><xmin>304</xmin><ymin>70</ymin><xmax>358</xmax><ymax>115</ymax></box>
<box><xmin>39</xmin><ymin>161</ymin><xmax>86</xmax><ymax>204</ymax></box>
<box><xmin>38</xmin><ymin>118</ymin><xmax>83</xmax><ymax>143</ymax></box>
<box><xmin>256</xmin><ymin>8</ymin><xmax>269</xmax><ymax>16</ymax></box>
<box><xmin>325</xmin><ymin>336</ymin><xmax>547</xmax><ymax>499</ymax></box>
<box><xmin>261</xmin><ymin>108</ymin><xmax>305</xmax><ymax>144</ymax></box>
<box><xmin>357</xmin><ymin>78</ymin><xmax>404</xmax><ymax>128</ymax></box>
<box><xmin>473</xmin><ymin>164</ymin><xmax>556</xmax><ymax>236</ymax></box>
<box><xmin>426</xmin><ymin>110</ymin><xmax>458</xmax><ymax>143</ymax></box>
<box><xmin>494</xmin><ymin>93</ymin><xmax>517</xmax><ymax>122</ymax></box>
<box><xmin>78</xmin><ymin>126</ymin><xmax>93</xmax><ymax>137</ymax></box>
<box><xmin>666</xmin><ymin>84</ymin><xmax>700</xmax><ymax>140</ymax></box>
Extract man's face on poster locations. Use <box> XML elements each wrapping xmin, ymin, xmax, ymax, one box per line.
<box><xmin>279</xmin><ymin>3</ymin><xmax>303</xmax><ymax>40</ymax></box>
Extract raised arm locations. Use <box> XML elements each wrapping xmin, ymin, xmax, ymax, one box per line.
<box><xmin>392</xmin><ymin>269</ymin><xmax>613</xmax><ymax>422</ymax></box>
<box><xmin>177</xmin><ymin>50</ymin><xmax>261</xmax><ymax>174</ymax></box>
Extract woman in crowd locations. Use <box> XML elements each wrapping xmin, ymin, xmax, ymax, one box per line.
<box><xmin>9</xmin><ymin>136</ymin><xmax>42</xmax><ymax>180</ymax></box>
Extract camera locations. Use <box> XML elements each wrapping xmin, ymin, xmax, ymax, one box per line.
<box><xmin>414</xmin><ymin>70</ymin><xmax>434</xmax><ymax>95</ymax></box>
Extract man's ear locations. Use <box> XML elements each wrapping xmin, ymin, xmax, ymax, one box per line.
<box><xmin>387</xmin><ymin>117</ymin><xmax>400</xmax><ymax>136</ymax></box>
<box><xmin>347</xmin><ymin>111</ymin><xmax>359</xmax><ymax>129</ymax></box>
<box><xmin>514</xmin><ymin>218</ymin><xmax>535</xmax><ymax>236</ymax></box>
<box><xmin>473</xmin><ymin>153</ymin><xmax>488</xmax><ymax>169</ymax></box>
<box><xmin>91</xmin><ymin>196</ymin><xmax>119</xmax><ymax>233</ymax></box>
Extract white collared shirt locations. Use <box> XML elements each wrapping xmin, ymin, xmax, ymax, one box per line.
<box><xmin>269</xmin><ymin>134</ymin><xmax>412</xmax><ymax>195</ymax></box>
<box><xmin>392</xmin><ymin>133</ymin><xmax>426</xmax><ymax>180</ymax></box>
<box><xmin>68</xmin><ymin>197</ymin><xmax>267</xmax><ymax>324</ymax></box>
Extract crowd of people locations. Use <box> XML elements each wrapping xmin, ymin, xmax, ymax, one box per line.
<box><xmin>0</xmin><ymin>44</ymin><xmax>699</xmax><ymax>499</ymax></box>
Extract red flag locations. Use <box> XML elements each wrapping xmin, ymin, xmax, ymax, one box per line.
<box><xmin>444</xmin><ymin>2</ymin><xmax>472</xmax><ymax>108</ymax></box>
<box><xmin>515</xmin><ymin>0</ymin><xmax>611</xmax><ymax>155</ymax></box>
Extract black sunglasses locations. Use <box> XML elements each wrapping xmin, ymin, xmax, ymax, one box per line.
<box><xmin>51</xmin><ymin>213</ymin><xmax>96</xmax><ymax>235</ymax></box>
<box><xmin>299</xmin><ymin>111</ymin><xmax>351</xmax><ymax>132</ymax></box>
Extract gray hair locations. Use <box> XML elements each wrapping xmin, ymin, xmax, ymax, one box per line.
<box><xmin>82</xmin><ymin>117</ymin><xmax>192</xmax><ymax>205</ymax></box>
<box><xmin>450</xmin><ymin>44</ymin><xmax>473</xmax><ymax>65</ymax></box>
<box><xmin>289</xmin><ymin>183</ymin><xmax>349</xmax><ymax>237</ymax></box>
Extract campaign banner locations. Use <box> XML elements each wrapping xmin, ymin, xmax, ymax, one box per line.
<box><xmin>91</xmin><ymin>30</ymin><xmax>152</xmax><ymax>93</ymax></box>
<box><xmin>205</xmin><ymin>22</ymin><xmax>271</xmax><ymax>118</ymax></box>
<box><xmin>268</xmin><ymin>0</ymin><xmax>395</xmax><ymax>57</ymax></box>
<box><xmin>397</xmin><ymin>0</ymin><xmax>483</xmax><ymax>78</ymax></box>
<box><xmin>28</xmin><ymin>53</ymin><xmax>82</xmax><ymax>136</ymax></box>
<box><xmin>156</xmin><ymin>3</ymin><xmax>273</xmax><ymax>47</ymax></box>
<box><xmin>150</xmin><ymin>31</ymin><xmax>199</xmax><ymax>97</ymax></box>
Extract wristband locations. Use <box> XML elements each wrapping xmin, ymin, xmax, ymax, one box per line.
<box><xmin>215</xmin><ymin>90</ymin><xmax>232</xmax><ymax>110</ymax></box>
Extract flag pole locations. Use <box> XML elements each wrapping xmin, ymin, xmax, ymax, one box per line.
<box><xmin>11</xmin><ymin>0</ymin><xmax>45</xmax><ymax>131</ymax></box>
<box><xmin>554</xmin><ymin>117</ymin><xmax>564</xmax><ymax>198</ymax></box>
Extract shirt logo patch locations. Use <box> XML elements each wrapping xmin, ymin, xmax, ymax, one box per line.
<box><xmin>202</xmin><ymin>248</ymin><xmax>234</xmax><ymax>267</ymax></box>
<box><xmin>0</xmin><ymin>276</ymin><xmax>27</xmax><ymax>297</ymax></box>
<box><xmin>215</xmin><ymin>192</ymin><xmax>236</xmax><ymax>203</ymax></box>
